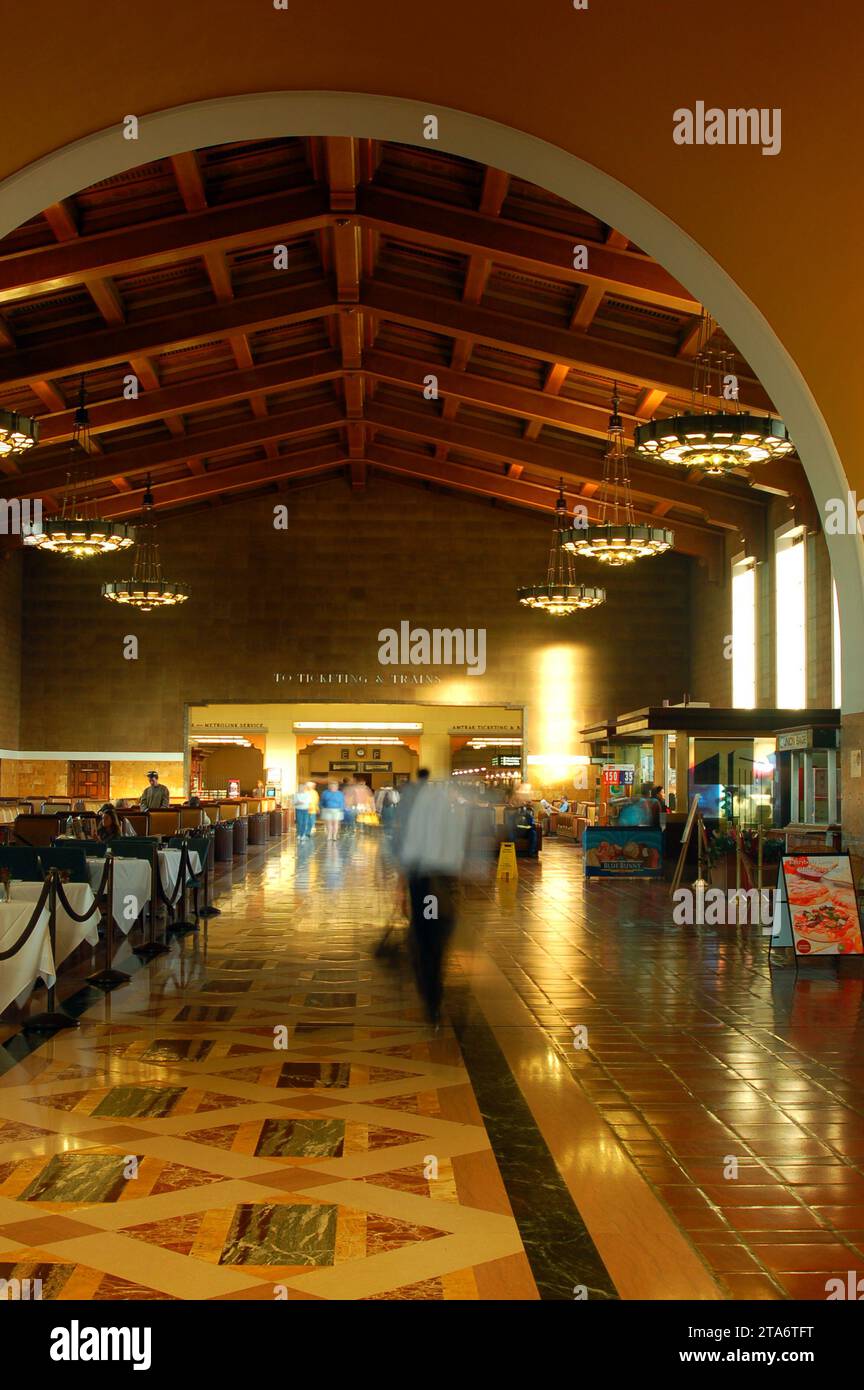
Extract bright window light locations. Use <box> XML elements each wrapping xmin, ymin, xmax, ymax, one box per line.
<box><xmin>775</xmin><ymin>528</ymin><xmax>806</xmax><ymax>708</ymax></box>
<box><xmin>732</xmin><ymin>557</ymin><xmax>756</xmax><ymax>709</ymax></box>
<box><xmin>833</xmin><ymin>579</ymin><xmax>842</xmax><ymax>709</ymax></box>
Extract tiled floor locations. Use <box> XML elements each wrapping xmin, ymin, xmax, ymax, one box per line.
<box><xmin>460</xmin><ymin>844</ymin><xmax>864</xmax><ymax>1300</ymax></box>
<box><xmin>0</xmin><ymin>836</ymin><xmax>540</xmax><ymax>1300</ymax></box>
<box><xmin>1</xmin><ymin>830</ymin><xmax>863</xmax><ymax>1300</ymax></box>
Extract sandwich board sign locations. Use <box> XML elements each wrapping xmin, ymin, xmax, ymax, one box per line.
<box><xmin>771</xmin><ymin>853</ymin><xmax>864</xmax><ymax>956</ymax></box>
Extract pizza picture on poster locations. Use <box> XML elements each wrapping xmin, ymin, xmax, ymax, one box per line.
<box><xmin>782</xmin><ymin>854</ymin><xmax>864</xmax><ymax>956</ymax></box>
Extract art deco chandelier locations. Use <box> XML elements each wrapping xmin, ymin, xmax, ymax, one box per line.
<box><xmin>23</xmin><ymin>382</ymin><xmax>135</xmax><ymax>558</ymax></box>
<box><xmin>634</xmin><ymin>311</ymin><xmax>794</xmax><ymax>475</ymax></box>
<box><xmin>0</xmin><ymin>409</ymin><xmax>38</xmax><ymax>460</ymax></box>
<box><xmin>102</xmin><ymin>476</ymin><xmax>189</xmax><ymax>612</ymax></box>
<box><xmin>564</xmin><ymin>386</ymin><xmax>673</xmax><ymax>566</ymax></box>
<box><xmin>517</xmin><ymin>481</ymin><xmax>605</xmax><ymax>616</ymax></box>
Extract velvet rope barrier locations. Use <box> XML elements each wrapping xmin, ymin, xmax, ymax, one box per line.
<box><xmin>0</xmin><ymin>874</ymin><xmax>51</xmax><ymax>961</ymax></box>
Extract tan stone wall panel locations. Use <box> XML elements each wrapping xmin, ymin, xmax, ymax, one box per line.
<box><xmin>20</xmin><ymin>479</ymin><xmax>693</xmax><ymax>753</ymax></box>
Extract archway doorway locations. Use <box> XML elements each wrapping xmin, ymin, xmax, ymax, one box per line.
<box><xmin>0</xmin><ymin>90</ymin><xmax>858</xmax><ymax>713</ymax></box>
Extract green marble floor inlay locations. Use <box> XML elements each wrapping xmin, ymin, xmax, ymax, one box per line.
<box><xmin>255</xmin><ymin>1118</ymin><xmax>345</xmax><ymax>1158</ymax></box>
<box><xmin>220</xmin><ymin>1201</ymin><xmax>337</xmax><ymax>1265</ymax></box>
<box><xmin>92</xmin><ymin>1086</ymin><xmax>186</xmax><ymax>1119</ymax></box>
<box><xmin>277</xmin><ymin>1061</ymin><xmax>350</xmax><ymax>1090</ymax></box>
<box><xmin>140</xmin><ymin>1039</ymin><xmax>214</xmax><ymax>1064</ymax></box>
<box><xmin>21</xmin><ymin>1153</ymin><xmax>138</xmax><ymax>1203</ymax></box>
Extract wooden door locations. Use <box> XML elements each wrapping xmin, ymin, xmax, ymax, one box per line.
<box><xmin>68</xmin><ymin>760</ymin><xmax>110</xmax><ymax>802</ymax></box>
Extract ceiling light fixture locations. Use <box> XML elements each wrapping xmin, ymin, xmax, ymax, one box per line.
<box><xmin>564</xmin><ymin>385</ymin><xmax>673</xmax><ymax>565</ymax></box>
<box><xmin>634</xmin><ymin>311</ymin><xmax>794</xmax><ymax>475</ymax></box>
<box><xmin>517</xmin><ymin>480</ymin><xmax>606</xmax><ymax>615</ymax></box>
<box><xmin>0</xmin><ymin>409</ymin><xmax>38</xmax><ymax>459</ymax></box>
<box><xmin>102</xmin><ymin>474</ymin><xmax>188</xmax><ymax>612</ymax></box>
<box><xmin>23</xmin><ymin>381</ymin><xmax>135</xmax><ymax>558</ymax></box>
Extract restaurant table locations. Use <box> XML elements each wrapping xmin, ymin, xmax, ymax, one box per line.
<box><xmin>10</xmin><ymin>881</ymin><xmax>101</xmax><ymax>963</ymax></box>
<box><xmin>158</xmin><ymin>848</ymin><xmax>201</xmax><ymax>898</ymax></box>
<box><xmin>86</xmin><ymin>858</ymin><xmax>152</xmax><ymax>935</ymax></box>
<box><xmin>0</xmin><ymin>899</ymin><xmax>54</xmax><ymax>1013</ymax></box>
<box><xmin>0</xmin><ymin>884</ymin><xmax>101</xmax><ymax>1013</ymax></box>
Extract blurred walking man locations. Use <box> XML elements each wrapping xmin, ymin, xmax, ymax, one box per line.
<box><xmin>395</xmin><ymin>777</ymin><xmax>468</xmax><ymax>1028</ymax></box>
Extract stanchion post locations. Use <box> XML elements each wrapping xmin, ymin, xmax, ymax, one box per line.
<box><xmin>757</xmin><ymin>826</ymin><xmax>764</xmax><ymax>895</ymax></box>
<box><xmin>22</xmin><ymin>869</ymin><xmax>79</xmax><ymax>1032</ymax></box>
<box><xmin>87</xmin><ymin>852</ymin><xmax>130</xmax><ymax>989</ymax></box>
<box><xmin>132</xmin><ymin>843</ymin><xmax>170</xmax><ymax>959</ymax></box>
<box><xmin>167</xmin><ymin>843</ymin><xmax>197</xmax><ymax>933</ymax></box>
<box><xmin>198</xmin><ymin>831</ymin><xmax>220</xmax><ymax>917</ymax></box>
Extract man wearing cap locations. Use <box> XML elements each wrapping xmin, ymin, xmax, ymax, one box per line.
<box><xmin>140</xmin><ymin>770</ymin><xmax>170</xmax><ymax>810</ymax></box>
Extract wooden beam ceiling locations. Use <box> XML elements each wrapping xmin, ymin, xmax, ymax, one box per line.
<box><xmin>0</xmin><ymin>135</ymin><xmax>799</xmax><ymax>554</ymax></box>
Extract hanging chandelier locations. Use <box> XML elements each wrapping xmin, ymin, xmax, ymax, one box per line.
<box><xmin>23</xmin><ymin>382</ymin><xmax>135</xmax><ymax>558</ymax></box>
<box><xmin>0</xmin><ymin>409</ymin><xmax>39</xmax><ymax>459</ymax></box>
<box><xmin>102</xmin><ymin>476</ymin><xmax>189</xmax><ymax>612</ymax></box>
<box><xmin>634</xmin><ymin>311</ymin><xmax>794</xmax><ymax>476</ymax></box>
<box><xmin>564</xmin><ymin>386</ymin><xmax>673</xmax><ymax>565</ymax></box>
<box><xmin>517</xmin><ymin>481</ymin><xmax>605</xmax><ymax>616</ymax></box>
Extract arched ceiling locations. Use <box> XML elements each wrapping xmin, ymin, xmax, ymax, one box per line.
<box><xmin>0</xmin><ymin>136</ymin><xmax>812</xmax><ymax>568</ymax></box>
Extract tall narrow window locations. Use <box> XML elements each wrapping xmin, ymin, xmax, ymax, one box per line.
<box><xmin>775</xmin><ymin>527</ymin><xmax>806</xmax><ymax>708</ymax></box>
<box><xmin>732</xmin><ymin>556</ymin><xmax>756</xmax><ymax>708</ymax></box>
<box><xmin>833</xmin><ymin>578</ymin><xmax>842</xmax><ymax>709</ymax></box>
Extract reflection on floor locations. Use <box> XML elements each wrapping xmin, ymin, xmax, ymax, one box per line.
<box><xmin>1</xmin><ymin>831</ymin><xmax>861</xmax><ymax>1300</ymax></box>
<box><xmin>0</xmin><ymin>837</ymin><xmax>541</xmax><ymax>1301</ymax></box>
<box><xmin>462</xmin><ymin>847</ymin><xmax>864</xmax><ymax>1301</ymax></box>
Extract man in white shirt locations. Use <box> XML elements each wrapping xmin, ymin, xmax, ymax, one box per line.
<box><xmin>397</xmin><ymin>778</ymin><xmax>469</xmax><ymax>1028</ymax></box>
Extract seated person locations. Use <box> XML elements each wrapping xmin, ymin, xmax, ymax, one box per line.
<box><xmin>504</xmin><ymin>796</ymin><xmax>539</xmax><ymax>856</ymax></box>
<box><xmin>97</xmin><ymin>806</ymin><xmax>124</xmax><ymax>840</ymax></box>
<box><xmin>558</xmin><ymin>796</ymin><xmax>570</xmax><ymax>813</ymax></box>
<box><xmin>184</xmin><ymin>795</ymin><xmax>211</xmax><ymax>826</ymax></box>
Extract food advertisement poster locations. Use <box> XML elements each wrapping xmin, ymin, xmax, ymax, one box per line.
<box><xmin>781</xmin><ymin>854</ymin><xmax>863</xmax><ymax>956</ymax></box>
<box><xmin>583</xmin><ymin>827</ymin><xmax>663</xmax><ymax>877</ymax></box>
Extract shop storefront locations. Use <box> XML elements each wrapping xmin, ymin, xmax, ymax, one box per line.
<box><xmin>581</xmin><ymin>706</ymin><xmax>840</xmax><ymax>838</ymax></box>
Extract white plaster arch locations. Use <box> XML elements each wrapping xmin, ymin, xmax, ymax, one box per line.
<box><xmin>1</xmin><ymin>91</ymin><xmax>860</xmax><ymax>708</ymax></box>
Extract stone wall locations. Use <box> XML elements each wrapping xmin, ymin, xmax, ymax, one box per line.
<box><xmin>18</xmin><ymin>476</ymin><xmax>694</xmax><ymax>756</ymax></box>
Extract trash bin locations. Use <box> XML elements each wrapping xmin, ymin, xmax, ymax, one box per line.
<box><xmin>214</xmin><ymin>820</ymin><xmax>234</xmax><ymax>862</ymax></box>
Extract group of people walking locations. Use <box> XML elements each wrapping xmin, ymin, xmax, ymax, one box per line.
<box><xmin>293</xmin><ymin>777</ymin><xmax>401</xmax><ymax>842</ymax></box>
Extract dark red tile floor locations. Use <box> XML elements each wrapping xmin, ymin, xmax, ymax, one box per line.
<box><xmin>465</xmin><ymin>840</ymin><xmax>864</xmax><ymax>1299</ymax></box>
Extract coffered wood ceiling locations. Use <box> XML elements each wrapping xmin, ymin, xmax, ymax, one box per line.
<box><xmin>0</xmin><ymin>136</ymin><xmax>811</xmax><ymax>569</ymax></box>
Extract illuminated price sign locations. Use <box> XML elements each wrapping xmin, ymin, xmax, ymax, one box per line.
<box><xmin>602</xmin><ymin>765</ymin><xmax>635</xmax><ymax>786</ymax></box>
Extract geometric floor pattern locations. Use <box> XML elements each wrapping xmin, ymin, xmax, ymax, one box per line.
<box><xmin>6</xmin><ymin>828</ymin><xmax>861</xmax><ymax>1301</ymax></box>
<box><xmin>0</xmin><ymin>836</ymin><xmax>537</xmax><ymax>1300</ymax></box>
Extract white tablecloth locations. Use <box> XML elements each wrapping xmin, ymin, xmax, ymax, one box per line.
<box><xmin>10</xmin><ymin>882</ymin><xmax>101</xmax><ymax>964</ymax></box>
<box><xmin>86</xmin><ymin>857</ymin><xmax>151</xmax><ymax>935</ymax></box>
<box><xmin>0</xmin><ymin>899</ymin><xmax>54</xmax><ymax>1014</ymax></box>
<box><xmin>158</xmin><ymin>848</ymin><xmax>201</xmax><ymax>898</ymax></box>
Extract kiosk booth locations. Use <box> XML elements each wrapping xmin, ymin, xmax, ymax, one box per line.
<box><xmin>774</xmin><ymin>725</ymin><xmax>841</xmax><ymax>849</ymax></box>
